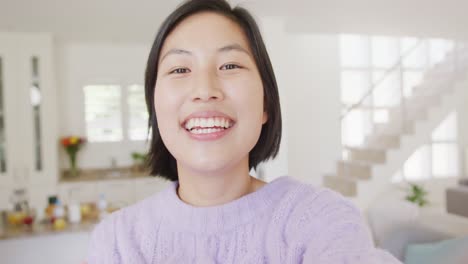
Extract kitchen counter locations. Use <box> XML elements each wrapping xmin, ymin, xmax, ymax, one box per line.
<box><xmin>0</xmin><ymin>226</ymin><xmax>91</xmax><ymax>264</ymax></box>
<box><xmin>0</xmin><ymin>219</ymin><xmax>99</xmax><ymax>241</ymax></box>
<box><xmin>60</xmin><ymin>166</ymin><xmax>152</xmax><ymax>183</ymax></box>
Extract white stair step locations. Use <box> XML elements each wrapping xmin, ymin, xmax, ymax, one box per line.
<box><xmin>405</xmin><ymin>95</ymin><xmax>440</xmax><ymax>108</ymax></box>
<box><xmin>365</xmin><ymin>134</ymin><xmax>400</xmax><ymax>149</ymax></box>
<box><xmin>333</xmin><ymin>46</ymin><xmax>468</xmax><ymax>208</ymax></box>
<box><xmin>374</xmin><ymin>120</ymin><xmax>414</xmax><ymax>135</ymax></box>
<box><xmin>346</xmin><ymin>147</ymin><xmax>386</xmax><ymax>164</ymax></box>
<box><xmin>412</xmin><ymin>84</ymin><xmax>447</xmax><ymax>97</ymax></box>
<box><xmin>324</xmin><ymin>175</ymin><xmax>357</xmax><ymax>197</ymax></box>
<box><xmin>390</xmin><ymin>108</ymin><xmax>428</xmax><ymax>124</ymax></box>
<box><xmin>337</xmin><ymin>161</ymin><xmax>371</xmax><ymax>180</ymax></box>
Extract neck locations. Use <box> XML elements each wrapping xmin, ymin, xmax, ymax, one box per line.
<box><xmin>176</xmin><ymin>159</ymin><xmax>265</xmax><ymax>207</ymax></box>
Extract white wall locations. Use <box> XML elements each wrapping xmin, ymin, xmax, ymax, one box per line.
<box><xmin>260</xmin><ymin>17</ymin><xmax>342</xmax><ymax>185</ymax></box>
<box><xmin>290</xmin><ymin>34</ymin><xmax>341</xmax><ymax>186</ymax></box>
<box><xmin>56</xmin><ymin>42</ymin><xmax>151</xmax><ymax>169</ymax></box>
<box><xmin>256</xmin><ymin>17</ymin><xmax>290</xmax><ymax>181</ymax></box>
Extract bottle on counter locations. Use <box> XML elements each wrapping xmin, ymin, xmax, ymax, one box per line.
<box><xmin>8</xmin><ymin>189</ymin><xmax>30</xmax><ymax>227</ymax></box>
<box><xmin>67</xmin><ymin>188</ymin><xmax>82</xmax><ymax>224</ymax></box>
<box><xmin>53</xmin><ymin>199</ymin><xmax>66</xmax><ymax>230</ymax></box>
<box><xmin>67</xmin><ymin>200</ymin><xmax>81</xmax><ymax>224</ymax></box>
<box><xmin>45</xmin><ymin>196</ymin><xmax>57</xmax><ymax>223</ymax></box>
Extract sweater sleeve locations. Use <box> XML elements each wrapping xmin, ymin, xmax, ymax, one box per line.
<box><xmin>299</xmin><ymin>190</ymin><xmax>402</xmax><ymax>264</ymax></box>
<box><xmin>87</xmin><ymin>214</ymin><xmax>121</xmax><ymax>264</ymax></box>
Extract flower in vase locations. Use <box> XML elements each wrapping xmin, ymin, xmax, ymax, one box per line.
<box><xmin>60</xmin><ymin>136</ymin><xmax>86</xmax><ymax>177</ymax></box>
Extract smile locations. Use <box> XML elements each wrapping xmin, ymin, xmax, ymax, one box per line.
<box><xmin>182</xmin><ymin>116</ymin><xmax>235</xmax><ymax>141</ymax></box>
<box><xmin>184</xmin><ymin>117</ymin><xmax>234</xmax><ymax>133</ymax></box>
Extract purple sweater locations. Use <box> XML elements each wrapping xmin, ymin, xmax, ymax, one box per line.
<box><xmin>87</xmin><ymin>176</ymin><xmax>400</xmax><ymax>263</ymax></box>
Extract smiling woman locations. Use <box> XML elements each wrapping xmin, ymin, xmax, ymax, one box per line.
<box><xmin>86</xmin><ymin>0</ymin><xmax>401</xmax><ymax>263</ymax></box>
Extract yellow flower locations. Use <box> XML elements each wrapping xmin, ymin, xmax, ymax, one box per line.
<box><xmin>70</xmin><ymin>136</ymin><xmax>79</xmax><ymax>145</ymax></box>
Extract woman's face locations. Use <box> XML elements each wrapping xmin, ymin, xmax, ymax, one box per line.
<box><xmin>154</xmin><ymin>12</ymin><xmax>267</xmax><ymax>176</ymax></box>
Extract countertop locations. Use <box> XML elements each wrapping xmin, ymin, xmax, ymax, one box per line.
<box><xmin>60</xmin><ymin>166</ymin><xmax>152</xmax><ymax>183</ymax></box>
<box><xmin>0</xmin><ymin>219</ymin><xmax>99</xmax><ymax>241</ymax></box>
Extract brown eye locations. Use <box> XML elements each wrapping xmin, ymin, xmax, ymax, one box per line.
<box><xmin>220</xmin><ymin>64</ymin><xmax>241</xmax><ymax>70</ymax></box>
<box><xmin>170</xmin><ymin>68</ymin><xmax>190</xmax><ymax>74</ymax></box>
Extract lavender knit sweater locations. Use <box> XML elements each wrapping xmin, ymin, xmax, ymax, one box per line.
<box><xmin>87</xmin><ymin>176</ymin><xmax>400</xmax><ymax>263</ymax></box>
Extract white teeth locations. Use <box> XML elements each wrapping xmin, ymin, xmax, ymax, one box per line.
<box><xmin>191</xmin><ymin>128</ymin><xmax>224</xmax><ymax>134</ymax></box>
<box><xmin>184</xmin><ymin>117</ymin><xmax>233</xmax><ymax>131</ymax></box>
<box><xmin>200</xmin><ymin>118</ymin><xmax>207</xmax><ymax>127</ymax></box>
<box><xmin>188</xmin><ymin>119</ymin><xmax>194</xmax><ymax>129</ymax></box>
<box><xmin>206</xmin><ymin>118</ymin><xmax>215</xmax><ymax>128</ymax></box>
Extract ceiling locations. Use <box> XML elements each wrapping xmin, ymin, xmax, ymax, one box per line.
<box><xmin>1</xmin><ymin>0</ymin><xmax>468</xmax><ymax>43</ymax></box>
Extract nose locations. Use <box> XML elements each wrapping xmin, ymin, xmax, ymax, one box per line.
<box><xmin>190</xmin><ymin>69</ymin><xmax>224</xmax><ymax>102</ymax></box>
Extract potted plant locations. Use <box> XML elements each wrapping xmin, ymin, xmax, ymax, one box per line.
<box><xmin>405</xmin><ymin>183</ymin><xmax>429</xmax><ymax>207</ymax></box>
<box><xmin>131</xmin><ymin>152</ymin><xmax>147</xmax><ymax>173</ymax></box>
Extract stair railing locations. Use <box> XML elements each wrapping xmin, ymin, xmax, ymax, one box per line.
<box><xmin>338</xmin><ymin>39</ymin><xmax>468</xmax><ymax>190</ymax></box>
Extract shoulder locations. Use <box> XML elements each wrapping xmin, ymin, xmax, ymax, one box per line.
<box><xmin>278</xmin><ymin>177</ymin><xmax>363</xmax><ymax>245</ymax></box>
<box><xmin>277</xmin><ymin>176</ymin><xmax>358</xmax><ymax>220</ymax></box>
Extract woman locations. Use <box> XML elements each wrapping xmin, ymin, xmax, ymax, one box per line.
<box><xmin>87</xmin><ymin>0</ymin><xmax>400</xmax><ymax>263</ymax></box>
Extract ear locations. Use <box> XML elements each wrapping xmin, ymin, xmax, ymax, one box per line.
<box><xmin>262</xmin><ymin>111</ymin><xmax>268</xmax><ymax>125</ymax></box>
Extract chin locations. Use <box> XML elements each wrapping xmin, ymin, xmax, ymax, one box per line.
<box><xmin>182</xmin><ymin>156</ymin><xmax>238</xmax><ymax>175</ymax></box>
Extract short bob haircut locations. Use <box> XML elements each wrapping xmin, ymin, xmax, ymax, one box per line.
<box><xmin>145</xmin><ymin>0</ymin><xmax>282</xmax><ymax>181</ymax></box>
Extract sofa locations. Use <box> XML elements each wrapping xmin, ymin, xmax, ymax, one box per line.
<box><xmin>446</xmin><ymin>179</ymin><xmax>468</xmax><ymax>218</ymax></box>
<box><xmin>366</xmin><ymin>187</ymin><xmax>468</xmax><ymax>263</ymax></box>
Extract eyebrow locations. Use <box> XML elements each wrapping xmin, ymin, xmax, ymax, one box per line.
<box><xmin>159</xmin><ymin>48</ymin><xmax>192</xmax><ymax>64</ymax></box>
<box><xmin>159</xmin><ymin>43</ymin><xmax>251</xmax><ymax>64</ymax></box>
<box><xmin>217</xmin><ymin>43</ymin><xmax>251</xmax><ymax>56</ymax></box>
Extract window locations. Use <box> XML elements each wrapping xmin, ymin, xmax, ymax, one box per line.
<box><xmin>339</xmin><ymin>34</ymin><xmax>454</xmax><ymax>149</ymax></box>
<box><xmin>431</xmin><ymin>112</ymin><xmax>459</xmax><ymax>178</ymax></box>
<box><xmin>84</xmin><ymin>84</ymin><xmax>149</xmax><ymax>142</ymax></box>
<box><xmin>403</xmin><ymin>145</ymin><xmax>431</xmax><ymax>181</ymax></box>
<box><xmin>394</xmin><ymin>112</ymin><xmax>459</xmax><ymax>182</ymax></box>
<box><xmin>127</xmin><ymin>84</ymin><xmax>149</xmax><ymax>141</ymax></box>
<box><xmin>84</xmin><ymin>85</ymin><xmax>123</xmax><ymax>142</ymax></box>
<box><xmin>339</xmin><ymin>35</ymin><xmax>369</xmax><ymax>68</ymax></box>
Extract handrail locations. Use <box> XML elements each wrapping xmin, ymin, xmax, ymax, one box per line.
<box><xmin>340</xmin><ymin>40</ymin><xmax>424</xmax><ymax>120</ymax></box>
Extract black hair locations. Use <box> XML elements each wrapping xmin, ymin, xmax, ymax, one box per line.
<box><xmin>145</xmin><ymin>0</ymin><xmax>282</xmax><ymax>181</ymax></box>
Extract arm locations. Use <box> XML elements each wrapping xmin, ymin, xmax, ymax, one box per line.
<box><xmin>294</xmin><ymin>189</ymin><xmax>401</xmax><ymax>263</ymax></box>
<box><xmin>302</xmin><ymin>208</ymin><xmax>401</xmax><ymax>263</ymax></box>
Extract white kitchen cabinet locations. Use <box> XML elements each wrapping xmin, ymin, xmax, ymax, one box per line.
<box><xmin>0</xmin><ymin>231</ymin><xmax>90</xmax><ymax>264</ymax></box>
<box><xmin>134</xmin><ymin>177</ymin><xmax>170</xmax><ymax>202</ymax></box>
<box><xmin>0</xmin><ymin>34</ymin><xmax>21</xmax><ymax>189</ymax></box>
<box><xmin>0</xmin><ymin>187</ymin><xmax>10</xmax><ymax>210</ymax></box>
<box><xmin>0</xmin><ymin>33</ymin><xmax>58</xmax><ymax>209</ymax></box>
<box><xmin>58</xmin><ymin>182</ymin><xmax>99</xmax><ymax>205</ymax></box>
<box><xmin>56</xmin><ymin>177</ymin><xmax>169</xmax><ymax>210</ymax></box>
<box><xmin>96</xmin><ymin>180</ymin><xmax>135</xmax><ymax>208</ymax></box>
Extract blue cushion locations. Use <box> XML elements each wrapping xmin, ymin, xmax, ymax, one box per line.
<box><xmin>405</xmin><ymin>236</ymin><xmax>468</xmax><ymax>264</ymax></box>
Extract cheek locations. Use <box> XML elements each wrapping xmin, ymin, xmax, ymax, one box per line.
<box><xmin>153</xmin><ymin>84</ymin><xmax>181</xmax><ymax>139</ymax></box>
<box><xmin>227</xmin><ymin>77</ymin><xmax>264</xmax><ymax>117</ymax></box>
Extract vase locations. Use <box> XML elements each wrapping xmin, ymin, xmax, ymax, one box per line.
<box><xmin>68</xmin><ymin>152</ymin><xmax>79</xmax><ymax>177</ymax></box>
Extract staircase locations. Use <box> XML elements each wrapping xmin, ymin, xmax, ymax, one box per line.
<box><xmin>324</xmin><ymin>42</ymin><xmax>468</xmax><ymax>209</ymax></box>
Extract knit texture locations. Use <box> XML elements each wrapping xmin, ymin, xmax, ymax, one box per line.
<box><xmin>87</xmin><ymin>176</ymin><xmax>401</xmax><ymax>263</ymax></box>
